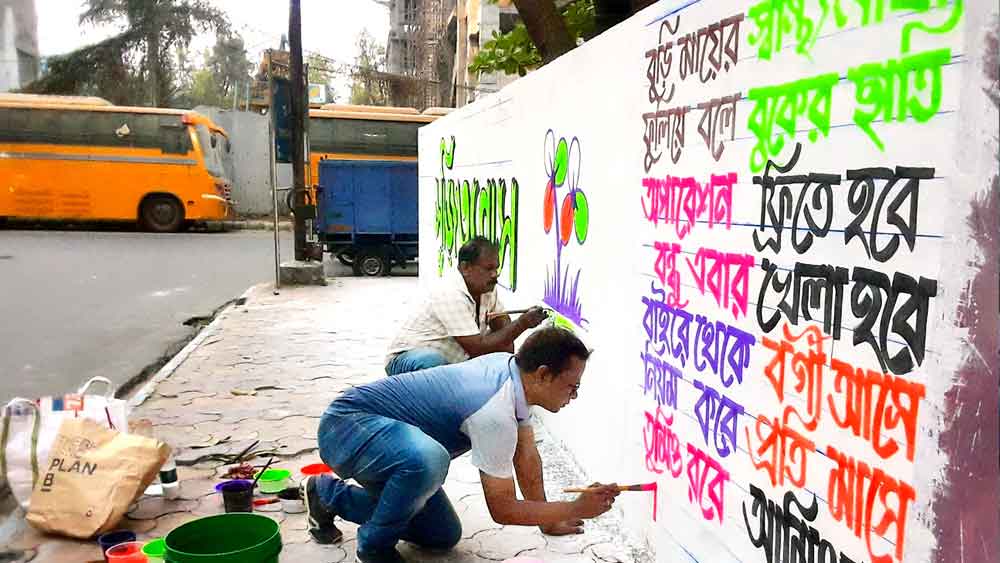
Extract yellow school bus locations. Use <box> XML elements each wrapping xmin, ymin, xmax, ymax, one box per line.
<box><xmin>306</xmin><ymin>104</ymin><xmax>448</xmax><ymax>196</ymax></box>
<box><xmin>0</xmin><ymin>94</ymin><xmax>232</xmax><ymax>232</ymax></box>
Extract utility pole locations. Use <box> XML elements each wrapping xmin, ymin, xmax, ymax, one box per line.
<box><xmin>289</xmin><ymin>0</ymin><xmax>309</xmax><ymax>261</ymax></box>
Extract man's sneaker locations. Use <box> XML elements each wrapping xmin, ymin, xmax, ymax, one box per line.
<box><xmin>301</xmin><ymin>475</ymin><xmax>343</xmax><ymax>544</ymax></box>
<box><xmin>356</xmin><ymin>547</ymin><xmax>406</xmax><ymax>563</ymax></box>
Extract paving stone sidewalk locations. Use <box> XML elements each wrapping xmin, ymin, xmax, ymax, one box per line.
<box><xmin>4</xmin><ymin>277</ymin><xmax>637</xmax><ymax>563</ymax></box>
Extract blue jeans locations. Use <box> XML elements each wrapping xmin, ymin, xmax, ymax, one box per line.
<box><xmin>315</xmin><ymin>404</ymin><xmax>462</xmax><ymax>553</ymax></box>
<box><xmin>384</xmin><ymin>348</ymin><xmax>448</xmax><ymax>376</ymax></box>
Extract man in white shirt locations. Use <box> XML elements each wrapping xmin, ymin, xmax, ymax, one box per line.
<box><xmin>385</xmin><ymin>236</ymin><xmax>547</xmax><ymax>375</ymax></box>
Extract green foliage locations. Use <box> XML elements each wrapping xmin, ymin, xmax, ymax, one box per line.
<box><xmin>24</xmin><ymin>0</ymin><xmax>229</xmax><ymax>107</ymax></box>
<box><xmin>207</xmin><ymin>37</ymin><xmax>253</xmax><ymax>97</ymax></box>
<box><xmin>469</xmin><ymin>24</ymin><xmax>540</xmax><ymax>77</ymax></box>
<box><xmin>183</xmin><ymin>60</ymin><xmax>224</xmax><ymax>107</ymax></box>
<box><xmin>349</xmin><ymin>30</ymin><xmax>390</xmax><ymax>106</ymax></box>
<box><xmin>307</xmin><ymin>53</ymin><xmax>339</xmax><ymax>103</ymax></box>
<box><xmin>171</xmin><ymin>35</ymin><xmax>253</xmax><ymax>109</ymax></box>
<box><xmin>469</xmin><ymin>0</ymin><xmax>595</xmax><ymax>77</ymax></box>
<box><xmin>24</xmin><ymin>33</ymin><xmax>145</xmax><ymax>105</ymax></box>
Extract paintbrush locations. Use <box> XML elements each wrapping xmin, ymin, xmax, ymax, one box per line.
<box><xmin>562</xmin><ymin>483</ymin><xmax>656</xmax><ymax>493</ymax></box>
<box><xmin>486</xmin><ymin>307</ymin><xmax>552</xmax><ymax>321</ymax></box>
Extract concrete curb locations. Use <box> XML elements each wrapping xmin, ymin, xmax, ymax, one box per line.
<box><xmin>127</xmin><ymin>283</ymin><xmax>264</xmax><ymax>409</ymax></box>
<box><xmin>206</xmin><ymin>220</ymin><xmax>293</xmax><ymax>231</ymax></box>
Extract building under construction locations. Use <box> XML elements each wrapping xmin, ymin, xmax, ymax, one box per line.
<box><xmin>385</xmin><ymin>0</ymin><xmax>520</xmax><ymax>109</ymax></box>
<box><xmin>248</xmin><ymin>1</ymin><xmax>523</xmax><ymax>112</ymax></box>
<box><xmin>384</xmin><ymin>0</ymin><xmax>455</xmax><ymax>109</ymax></box>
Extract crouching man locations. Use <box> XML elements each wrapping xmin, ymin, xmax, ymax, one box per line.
<box><xmin>302</xmin><ymin>327</ymin><xmax>619</xmax><ymax>563</ymax></box>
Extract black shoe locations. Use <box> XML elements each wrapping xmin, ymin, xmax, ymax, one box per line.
<box><xmin>356</xmin><ymin>547</ymin><xmax>406</xmax><ymax>563</ymax></box>
<box><xmin>302</xmin><ymin>475</ymin><xmax>343</xmax><ymax>544</ymax></box>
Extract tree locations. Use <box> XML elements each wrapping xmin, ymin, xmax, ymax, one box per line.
<box><xmin>164</xmin><ymin>35</ymin><xmax>253</xmax><ymax>109</ymax></box>
<box><xmin>349</xmin><ymin>30</ymin><xmax>390</xmax><ymax>106</ymax></box>
<box><xmin>173</xmin><ymin>44</ymin><xmax>196</xmax><ymax>99</ymax></box>
<box><xmin>24</xmin><ymin>0</ymin><xmax>229</xmax><ymax>107</ymax></box>
<box><xmin>206</xmin><ymin>36</ymin><xmax>253</xmax><ymax>104</ymax></box>
<box><xmin>307</xmin><ymin>53</ymin><xmax>338</xmax><ymax>104</ymax></box>
<box><xmin>471</xmin><ymin>0</ymin><xmax>651</xmax><ymax>76</ymax></box>
<box><xmin>510</xmin><ymin>0</ymin><xmax>577</xmax><ymax>65</ymax></box>
<box><xmin>185</xmin><ymin>62</ymin><xmax>224</xmax><ymax>107</ymax></box>
<box><xmin>24</xmin><ymin>34</ymin><xmax>144</xmax><ymax>105</ymax></box>
<box><xmin>471</xmin><ymin>0</ymin><xmax>594</xmax><ymax>76</ymax></box>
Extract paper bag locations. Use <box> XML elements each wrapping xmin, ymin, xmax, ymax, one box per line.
<box><xmin>26</xmin><ymin>417</ymin><xmax>169</xmax><ymax>539</ymax></box>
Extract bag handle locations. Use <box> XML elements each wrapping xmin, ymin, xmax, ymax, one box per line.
<box><xmin>77</xmin><ymin>376</ymin><xmax>116</xmax><ymax>398</ymax></box>
<box><xmin>0</xmin><ymin>398</ymin><xmax>41</xmax><ymax>491</ymax></box>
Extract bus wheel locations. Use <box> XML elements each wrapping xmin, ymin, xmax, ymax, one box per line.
<box><xmin>140</xmin><ymin>195</ymin><xmax>184</xmax><ymax>233</ymax></box>
<box><xmin>356</xmin><ymin>251</ymin><xmax>388</xmax><ymax>277</ymax></box>
<box><xmin>336</xmin><ymin>251</ymin><xmax>355</xmax><ymax>266</ymax></box>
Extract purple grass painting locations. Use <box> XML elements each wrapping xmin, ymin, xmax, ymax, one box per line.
<box><xmin>544</xmin><ymin>262</ymin><xmax>587</xmax><ymax>327</ymax></box>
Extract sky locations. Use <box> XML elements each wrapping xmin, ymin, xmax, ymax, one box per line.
<box><xmin>34</xmin><ymin>0</ymin><xmax>391</xmax><ymax>100</ymax></box>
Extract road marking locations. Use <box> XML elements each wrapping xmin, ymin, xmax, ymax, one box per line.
<box><xmin>150</xmin><ymin>286</ymin><xmax>192</xmax><ymax>298</ymax></box>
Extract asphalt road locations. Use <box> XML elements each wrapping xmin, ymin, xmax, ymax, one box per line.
<box><xmin>0</xmin><ymin>229</ymin><xmax>294</xmax><ymax>401</ymax></box>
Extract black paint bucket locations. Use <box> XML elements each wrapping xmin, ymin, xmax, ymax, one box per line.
<box><xmin>221</xmin><ymin>480</ymin><xmax>253</xmax><ymax>513</ymax></box>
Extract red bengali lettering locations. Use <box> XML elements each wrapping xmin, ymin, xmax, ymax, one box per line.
<box><xmin>828</xmin><ymin>358</ymin><xmax>926</xmax><ymax>462</ymax></box>
<box><xmin>640</xmin><ymin>173</ymin><xmax>737</xmax><ymax>239</ymax></box>
<box><xmin>685</xmin><ymin>442</ymin><xmax>729</xmax><ymax>524</ymax></box>
<box><xmin>826</xmin><ymin>445</ymin><xmax>915</xmax><ymax>563</ymax></box>
<box><xmin>686</xmin><ymin>247</ymin><xmax>755</xmax><ymax>319</ymax></box>
<box><xmin>761</xmin><ymin>323</ymin><xmax>827</xmax><ymax>431</ymax></box>
<box><xmin>745</xmin><ymin>415</ymin><xmax>815</xmax><ymax>489</ymax></box>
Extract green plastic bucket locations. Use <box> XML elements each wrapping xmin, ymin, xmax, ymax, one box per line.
<box><xmin>142</xmin><ymin>538</ymin><xmax>167</xmax><ymax>563</ymax></box>
<box><xmin>256</xmin><ymin>469</ymin><xmax>291</xmax><ymax>494</ymax></box>
<box><xmin>164</xmin><ymin>514</ymin><xmax>282</xmax><ymax>563</ymax></box>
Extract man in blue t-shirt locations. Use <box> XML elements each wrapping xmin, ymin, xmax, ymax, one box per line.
<box><xmin>302</xmin><ymin>327</ymin><xmax>619</xmax><ymax>563</ymax></box>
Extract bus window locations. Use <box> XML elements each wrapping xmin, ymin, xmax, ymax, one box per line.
<box><xmin>211</xmin><ymin>132</ymin><xmax>230</xmax><ymax>177</ymax></box>
<box><xmin>310</xmin><ymin>118</ymin><xmax>420</xmax><ymax>156</ymax></box>
<box><xmin>196</xmin><ymin>125</ymin><xmax>226</xmax><ymax>179</ymax></box>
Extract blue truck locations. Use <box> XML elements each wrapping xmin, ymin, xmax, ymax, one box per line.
<box><xmin>315</xmin><ymin>159</ymin><xmax>419</xmax><ymax>276</ymax></box>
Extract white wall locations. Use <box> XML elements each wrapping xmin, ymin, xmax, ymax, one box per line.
<box><xmin>419</xmin><ymin>1</ymin><xmax>998</xmax><ymax>562</ymax></box>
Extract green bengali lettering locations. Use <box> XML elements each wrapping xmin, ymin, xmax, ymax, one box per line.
<box><xmin>433</xmin><ymin>138</ymin><xmax>520</xmax><ymax>290</ymax></box>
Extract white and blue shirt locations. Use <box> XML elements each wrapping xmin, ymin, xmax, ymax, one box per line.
<box><xmin>334</xmin><ymin>353</ymin><xmax>531</xmax><ymax>478</ymax></box>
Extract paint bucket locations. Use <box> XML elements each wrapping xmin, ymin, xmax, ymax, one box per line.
<box><xmin>105</xmin><ymin>541</ymin><xmax>148</xmax><ymax>562</ymax></box>
<box><xmin>164</xmin><ymin>513</ymin><xmax>282</xmax><ymax>563</ymax></box>
<box><xmin>300</xmin><ymin>463</ymin><xmax>332</xmax><ymax>476</ymax></box>
<box><xmin>98</xmin><ymin>531</ymin><xmax>137</xmax><ymax>563</ymax></box>
<box><xmin>256</xmin><ymin>469</ymin><xmax>291</xmax><ymax>494</ymax></box>
<box><xmin>142</xmin><ymin>539</ymin><xmax>167</xmax><ymax>563</ymax></box>
<box><xmin>220</xmin><ymin>480</ymin><xmax>253</xmax><ymax>513</ymax></box>
<box><xmin>277</xmin><ymin>487</ymin><xmax>305</xmax><ymax>514</ymax></box>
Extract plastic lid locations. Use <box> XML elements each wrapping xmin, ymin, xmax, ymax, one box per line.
<box><xmin>300</xmin><ymin>463</ymin><xmax>332</xmax><ymax>475</ymax></box>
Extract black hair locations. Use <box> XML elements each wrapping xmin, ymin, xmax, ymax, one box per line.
<box><xmin>458</xmin><ymin>236</ymin><xmax>499</xmax><ymax>266</ymax></box>
<box><xmin>515</xmin><ymin>327</ymin><xmax>591</xmax><ymax>376</ymax></box>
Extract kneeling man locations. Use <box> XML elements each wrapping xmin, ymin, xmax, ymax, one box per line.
<box><xmin>303</xmin><ymin>327</ymin><xmax>618</xmax><ymax>563</ymax></box>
